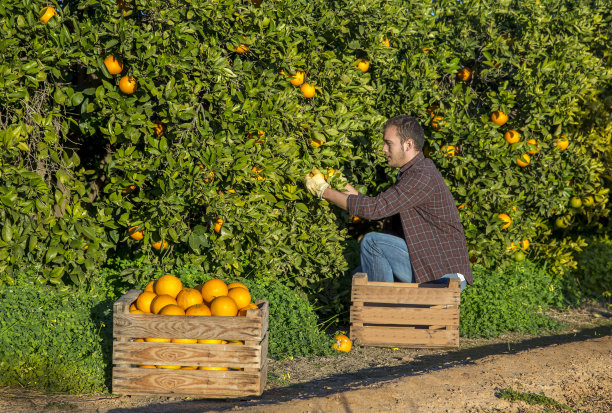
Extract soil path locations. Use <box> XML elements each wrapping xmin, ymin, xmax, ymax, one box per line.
<box><xmin>1</xmin><ymin>324</ymin><xmax>610</xmax><ymax>413</ymax></box>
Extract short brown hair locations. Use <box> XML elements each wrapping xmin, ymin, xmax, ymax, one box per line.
<box><xmin>383</xmin><ymin>115</ymin><xmax>425</xmax><ymax>151</ymax></box>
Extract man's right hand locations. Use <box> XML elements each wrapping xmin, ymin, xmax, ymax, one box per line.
<box><xmin>304</xmin><ymin>168</ymin><xmax>330</xmax><ymax>199</ymax></box>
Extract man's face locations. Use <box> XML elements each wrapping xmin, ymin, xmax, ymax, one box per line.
<box><xmin>382</xmin><ymin>126</ymin><xmax>410</xmax><ymax>168</ymax></box>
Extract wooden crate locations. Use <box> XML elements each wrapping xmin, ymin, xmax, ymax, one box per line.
<box><xmin>112</xmin><ymin>289</ymin><xmax>269</xmax><ymax>398</ymax></box>
<box><xmin>350</xmin><ymin>273</ymin><xmax>460</xmax><ymax>348</ymax></box>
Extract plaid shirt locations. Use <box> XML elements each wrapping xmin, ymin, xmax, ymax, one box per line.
<box><xmin>347</xmin><ymin>152</ymin><xmax>473</xmax><ymax>284</ymax></box>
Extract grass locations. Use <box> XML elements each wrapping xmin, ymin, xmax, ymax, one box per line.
<box><xmin>496</xmin><ymin>387</ymin><xmax>571</xmax><ymax>411</ymax></box>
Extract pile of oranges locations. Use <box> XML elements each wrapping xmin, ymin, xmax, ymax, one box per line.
<box><xmin>129</xmin><ymin>274</ymin><xmax>259</xmax><ymax>369</ymax></box>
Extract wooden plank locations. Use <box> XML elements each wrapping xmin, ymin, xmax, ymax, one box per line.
<box><xmin>253</xmin><ymin>300</ymin><xmax>269</xmax><ymax>335</ymax></box>
<box><xmin>351</xmin><ymin>325</ymin><xmax>458</xmax><ymax>348</ymax></box>
<box><xmin>352</xmin><ymin>273</ymin><xmax>368</xmax><ymax>285</ymax></box>
<box><xmin>113</xmin><ymin>342</ymin><xmax>262</xmax><ymax>368</ymax></box>
<box><xmin>350</xmin><ymin>306</ymin><xmax>459</xmax><ymax>326</ymax></box>
<box><xmin>112</xmin><ymin>367</ymin><xmax>263</xmax><ymax>397</ymax></box>
<box><xmin>258</xmin><ymin>358</ymin><xmax>268</xmax><ymax>395</ymax></box>
<box><xmin>446</xmin><ymin>274</ymin><xmax>461</xmax><ymax>289</ymax></box>
<box><xmin>352</xmin><ymin>285</ymin><xmax>459</xmax><ymax>306</ymax></box>
<box><xmin>114</xmin><ymin>289</ymin><xmax>142</xmax><ymax>313</ymax></box>
<box><xmin>113</xmin><ymin>313</ymin><xmax>264</xmax><ymax>341</ymax></box>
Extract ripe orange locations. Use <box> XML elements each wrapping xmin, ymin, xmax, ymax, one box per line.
<box><xmin>521</xmin><ymin>239</ymin><xmax>529</xmax><ymax>250</ymax></box>
<box><xmin>129</xmin><ymin>303</ymin><xmax>137</xmax><ymax>311</ymax></box>
<box><xmin>103</xmin><ymin>56</ymin><xmax>123</xmax><ymax>75</ymax></box>
<box><xmin>333</xmin><ymin>334</ymin><xmax>352</xmax><ymax>352</ymax></box>
<box><xmin>199</xmin><ymin>366</ymin><xmax>228</xmax><ymax>370</ymax></box>
<box><xmin>151</xmin><ymin>240</ymin><xmax>169</xmax><ymax>250</ymax></box>
<box><xmin>134</xmin><ymin>338</ymin><xmax>145</xmax><ymax>342</ymax></box>
<box><xmin>238</xmin><ymin>302</ymin><xmax>259</xmax><ymax>316</ymax></box>
<box><xmin>40</xmin><ymin>7</ymin><xmax>56</xmax><ymax>23</ymax></box>
<box><xmin>527</xmin><ymin>138</ymin><xmax>539</xmax><ymax>154</ymax></box>
<box><xmin>145</xmin><ymin>280</ymin><xmax>155</xmax><ymax>293</ymax></box>
<box><xmin>204</xmin><ymin>171</ymin><xmax>215</xmax><ymax>182</ymax></box>
<box><xmin>289</xmin><ymin>70</ymin><xmax>305</xmax><ymax>86</ymax></box>
<box><xmin>158</xmin><ymin>365</ymin><xmax>181</xmax><ymax>369</ymax></box>
<box><xmin>356</xmin><ymin>59</ymin><xmax>370</xmax><ymax>72</ymax></box>
<box><xmin>145</xmin><ymin>337</ymin><xmax>171</xmax><ymax>342</ymax></box>
<box><xmin>227</xmin><ymin>282</ymin><xmax>248</xmax><ymax>291</ymax></box>
<box><xmin>210</xmin><ymin>296</ymin><xmax>238</xmax><ymax>316</ymax></box>
<box><xmin>227</xmin><ymin>287</ymin><xmax>251</xmax><ymax>309</ymax></box>
<box><xmin>155</xmin><ymin>274</ymin><xmax>183</xmax><ymax>298</ymax></box>
<box><xmin>497</xmin><ymin>213</ymin><xmax>511</xmax><ymax>229</ymax></box>
<box><xmin>228</xmin><ymin>340</ymin><xmax>244</xmax><ymax>345</ymax></box>
<box><xmin>431</xmin><ymin>116</ymin><xmax>444</xmax><ymax>131</ymax></box>
<box><xmin>139</xmin><ymin>365</ymin><xmax>156</xmax><ymax>368</ymax></box>
<box><xmin>441</xmin><ymin>145</ymin><xmax>455</xmax><ymax>157</ymax></box>
<box><xmin>556</xmin><ymin>136</ymin><xmax>569</xmax><ymax>151</ymax></box>
<box><xmin>151</xmin><ymin>294</ymin><xmax>178</xmax><ymax>314</ymax></box>
<box><xmin>130</xmin><ymin>308</ymin><xmax>145</xmax><ymax>314</ymax></box>
<box><xmin>457</xmin><ymin>68</ymin><xmax>471</xmax><ymax>82</ymax></box>
<box><xmin>198</xmin><ymin>339</ymin><xmax>225</xmax><ymax>344</ymax></box>
<box><xmin>182</xmin><ymin>366</ymin><xmax>198</xmax><ymax>369</ymax></box>
<box><xmin>136</xmin><ymin>291</ymin><xmax>157</xmax><ymax>313</ymax></box>
<box><xmin>177</xmin><ymin>288</ymin><xmax>204</xmax><ymax>310</ymax></box>
<box><xmin>300</xmin><ymin>83</ymin><xmax>316</xmax><ymax>98</ymax></box>
<box><xmin>214</xmin><ymin>218</ymin><xmax>223</xmax><ymax>234</ymax></box>
<box><xmin>122</xmin><ymin>185</ymin><xmax>136</xmax><ymax>194</ymax></box>
<box><xmin>516</xmin><ymin>153</ymin><xmax>530</xmax><ymax>167</ymax></box>
<box><xmin>128</xmin><ymin>226</ymin><xmax>144</xmax><ymax>240</ymax></box>
<box><xmin>154</xmin><ymin>121</ymin><xmax>165</xmax><ymax>137</ymax></box>
<box><xmin>201</xmin><ymin>279</ymin><xmax>228</xmax><ymax>303</ymax></box>
<box><xmin>160</xmin><ymin>304</ymin><xmax>185</xmax><ymax>315</ymax></box>
<box><xmin>381</xmin><ymin>37</ymin><xmax>390</xmax><ymax>47</ymax></box>
<box><xmin>504</xmin><ymin>129</ymin><xmax>520</xmax><ymax>144</ymax></box>
<box><xmin>310</xmin><ymin>138</ymin><xmax>323</xmax><ymax>148</ymax></box>
<box><xmin>491</xmin><ymin>110</ymin><xmax>508</xmax><ymax>126</ymax></box>
<box><xmin>119</xmin><ymin>75</ymin><xmax>137</xmax><ymax>94</ymax></box>
<box><xmin>235</xmin><ymin>44</ymin><xmax>248</xmax><ymax>54</ymax></box>
<box><xmin>185</xmin><ymin>303</ymin><xmax>212</xmax><ymax>316</ymax></box>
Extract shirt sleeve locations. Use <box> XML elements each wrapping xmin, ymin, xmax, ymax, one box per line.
<box><xmin>347</xmin><ymin>166</ymin><xmax>433</xmax><ymax>220</ymax></box>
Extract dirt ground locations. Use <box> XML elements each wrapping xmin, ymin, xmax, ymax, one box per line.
<box><xmin>1</xmin><ymin>303</ymin><xmax>611</xmax><ymax>413</ymax></box>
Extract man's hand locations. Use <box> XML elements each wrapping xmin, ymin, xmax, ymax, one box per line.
<box><xmin>304</xmin><ymin>168</ymin><xmax>330</xmax><ymax>199</ymax></box>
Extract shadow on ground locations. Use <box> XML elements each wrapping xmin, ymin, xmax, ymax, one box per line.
<box><xmin>107</xmin><ymin>324</ymin><xmax>611</xmax><ymax>413</ymax></box>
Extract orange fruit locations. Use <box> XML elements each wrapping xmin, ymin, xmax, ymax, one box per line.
<box><xmin>145</xmin><ymin>280</ymin><xmax>155</xmax><ymax>293</ymax></box>
<box><xmin>181</xmin><ymin>366</ymin><xmax>198</xmax><ymax>369</ymax></box>
<box><xmin>227</xmin><ymin>340</ymin><xmax>244</xmax><ymax>345</ymax></box>
<box><xmin>521</xmin><ymin>239</ymin><xmax>529</xmax><ymax>250</ymax></box>
<box><xmin>491</xmin><ymin>110</ymin><xmax>508</xmax><ymax>126</ymax></box>
<box><xmin>177</xmin><ymin>288</ymin><xmax>204</xmax><ymax>309</ymax></box>
<box><xmin>201</xmin><ymin>279</ymin><xmax>228</xmax><ymax>303</ymax></box>
<box><xmin>159</xmin><ymin>304</ymin><xmax>185</xmax><ymax>315</ymax></box>
<box><xmin>155</xmin><ymin>274</ymin><xmax>183</xmax><ymax>298</ymax></box>
<box><xmin>151</xmin><ymin>240</ymin><xmax>169</xmax><ymax>250</ymax></box>
<box><xmin>310</xmin><ymin>138</ymin><xmax>323</xmax><ymax>148</ymax></box>
<box><xmin>203</xmin><ymin>170</ymin><xmax>215</xmax><ymax>182</ymax></box>
<box><xmin>527</xmin><ymin>138</ymin><xmax>539</xmax><ymax>154</ymax></box>
<box><xmin>136</xmin><ymin>291</ymin><xmax>157</xmax><ymax>313</ymax></box>
<box><xmin>516</xmin><ymin>153</ymin><xmax>530</xmax><ymax>167</ymax></box>
<box><xmin>381</xmin><ymin>37</ymin><xmax>390</xmax><ymax>47</ymax></box>
<box><xmin>129</xmin><ymin>303</ymin><xmax>137</xmax><ymax>311</ymax></box>
<box><xmin>145</xmin><ymin>337</ymin><xmax>171</xmax><ymax>342</ymax></box>
<box><xmin>356</xmin><ymin>59</ymin><xmax>370</xmax><ymax>72</ymax></box>
<box><xmin>151</xmin><ymin>294</ymin><xmax>178</xmax><ymax>314</ymax></box>
<box><xmin>130</xmin><ymin>308</ymin><xmax>146</xmax><ymax>314</ymax></box>
<box><xmin>139</xmin><ymin>365</ymin><xmax>157</xmax><ymax>368</ymax></box>
<box><xmin>128</xmin><ymin>226</ymin><xmax>144</xmax><ymax>240</ymax></box>
<box><xmin>197</xmin><ymin>339</ymin><xmax>225</xmax><ymax>344</ymax></box>
<box><xmin>119</xmin><ymin>75</ymin><xmax>137</xmax><ymax>94</ymax></box>
<box><xmin>300</xmin><ymin>83</ymin><xmax>316</xmax><ymax>98</ymax></box>
<box><xmin>185</xmin><ymin>303</ymin><xmax>212</xmax><ymax>316</ymax></box>
<box><xmin>504</xmin><ymin>129</ymin><xmax>520</xmax><ymax>144</ymax></box>
<box><xmin>333</xmin><ymin>334</ymin><xmax>352</xmax><ymax>352</ymax></box>
<box><xmin>457</xmin><ymin>68</ymin><xmax>471</xmax><ymax>81</ymax></box>
<box><xmin>40</xmin><ymin>7</ymin><xmax>56</xmax><ymax>23</ymax></box>
<box><xmin>154</xmin><ymin>121</ymin><xmax>165</xmax><ymax>137</ymax></box>
<box><xmin>227</xmin><ymin>287</ymin><xmax>251</xmax><ymax>309</ymax></box>
<box><xmin>214</xmin><ymin>218</ymin><xmax>223</xmax><ymax>234</ymax></box>
<box><xmin>158</xmin><ymin>365</ymin><xmax>181</xmax><ymax>369</ymax></box>
<box><xmin>289</xmin><ymin>70</ymin><xmax>305</xmax><ymax>86</ymax></box>
<box><xmin>198</xmin><ymin>366</ymin><xmax>228</xmax><ymax>370</ymax></box>
<box><xmin>210</xmin><ymin>296</ymin><xmax>238</xmax><ymax>316</ymax></box>
<box><xmin>122</xmin><ymin>185</ymin><xmax>136</xmax><ymax>194</ymax></box>
<box><xmin>134</xmin><ymin>338</ymin><xmax>145</xmax><ymax>342</ymax></box>
<box><xmin>497</xmin><ymin>213</ymin><xmax>511</xmax><ymax>229</ymax></box>
<box><xmin>431</xmin><ymin>116</ymin><xmax>444</xmax><ymax>131</ymax></box>
<box><xmin>103</xmin><ymin>56</ymin><xmax>123</xmax><ymax>75</ymax></box>
<box><xmin>171</xmin><ymin>338</ymin><xmax>197</xmax><ymax>343</ymax></box>
<box><xmin>556</xmin><ymin>136</ymin><xmax>569</xmax><ymax>151</ymax></box>
<box><xmin>441</xmin><ymin>145</ymin><xmax>455</xmax><ymax>157</ymax></box>
<box><xmin>227</xmin><ymin>282</ymin><xmax>248</xmax><ymax>291</ymax></box>
<box><xmin>235</xmin><ymin>44</ymin><xmax>248</xmax><ymax>54</ymax></box>
<box><xmin>238</xmin><ymin>302</ymin><xmax>259</xmax><ymax>316</ymax></box>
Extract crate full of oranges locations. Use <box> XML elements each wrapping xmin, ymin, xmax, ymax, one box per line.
<box><xmin>112</xmin><ymin>275</ymin><xmax>269</xmax><ymax>398</ymax></box>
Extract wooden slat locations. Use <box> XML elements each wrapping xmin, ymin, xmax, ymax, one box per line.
<box><xmin>113</xmin><ymin>342</ymin><xmax>262</xmax><ymax>368</ymax></box>
<box><xmin>258</xmin><ymin>358</ymin><xmax>268</xmax><ymax>395</ymax></box>
<box><xmin>351</xmin><ymin>325</ymin><xmax>458</xmax><ymax>348</ymax></box>
<box><xmin>114</xmin><ymin>289</ymin><xmax>142</xmax><ymax>313</ymax></box>
<box><xmin>352</xmin><ymin>285</ymin><xmax>459</xmax><ymax>305</ymax></box>
<box><xmin>253</xmin><ymin>300</ymin><xmax>269</xmax><ymax>335</ymax></box>
<box><xmin>112</xmin><ymin>367</ymin><xmax>263</xmax><ymax>397</ymax></box>
<box><xmin>350</xmin><ymin>305</ymin><xmax>459</xmax><ymax>326</ymax></box>
<box><xmin>113</xmin><ymin>313</ymin><xmax>264</xmax><ymax>341</ymax></box>
<box><xmin>352</xmin><ymin>273</ymin><xmax>451</xmax><ymax>289</ymax></box>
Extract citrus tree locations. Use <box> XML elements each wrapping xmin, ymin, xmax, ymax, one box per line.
<box><xmin>1</xmin><ymin>0</ymin><xmax>609</xmax><ymax>297</ymax></box>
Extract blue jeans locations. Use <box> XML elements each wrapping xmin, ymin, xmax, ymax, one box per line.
<box><xmin>359</xmin><ymin>232</ymin><xmax>467</xmax><ymax>291</ymax></box>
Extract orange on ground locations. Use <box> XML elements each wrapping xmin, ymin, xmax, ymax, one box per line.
<box><xmin>201</xmin><ymin>279</ymin><xmax>228</xmax><ymax>303</ymax></box>
<box><xmin>136</xmin><ymin>291</ymin><xmax>157</xmax><ymax>313</ymax></box>
<box><xmin>300</xmin><ymin>83</ymin><xmax>315</xmax><ymax>98</ymax></box>
<box><xmin>145</xmin><ymin>337</ymin><xmax>171</xmax><ymax>342</ymax></box>
<box><xmin>119</xmin><ymin>75</ymin><xmax>137</xmax><ymax>94</ymax></box>
<box><xmin>497</xmin><ymin>213</ymin><xmax>511</xmax><ymax>229</ymax></box>
<box><xmin>491</xmin><ymin>110</ymin><xmax>508</xmax><ymax>126</ymax></box>
<box><xmin>177</xmin><ymin>288</ymin><xmax>204</xmax><ymax>310</ymax></box>
<box><xmin>171</xmin><ymin>338</ymin><xmax>197</xmax><ymax>343</ymax></box>
<box><xmin>151</xmin><ymin>294</ymin><xmax>178</xmax><ymax>314</ymax></box>
<box><xmin>159</xmin><ymin>304</ymin><xmax>185</xmax><ymax>315</ymax></box>
<box><xmin>210</xmin><ymin>296</ymin><xmax>238</xmax><ymax>316</ymax></box>
<box><xmin>504</xmin><ymin>129</ymin><xmax>520</xmax><ymax>144</ymax></box>
<box><xmin>155</xmin><ymin>274</ymin><xmax>183</xmax><ymax>298</ymax></box>
<box><xmin>128</xmin><ymin>226</ymin><xmax>144</xmax><ymax>240</ymax></box>
<box><xmin>333</xmin><ymin>334</ymin><xmax>352</xmax><ymax>352</ymax></box>
<box><xmin>103</xmin><ymin>56</ymin><xmax>123</xmax><ymax>75</ymax></box>
<box><xmin>238</xmin><ymin>302</ymin><xmax>259</xmax><ymax>316</ymax></box>
<box><xmin>185</xmin><ymin>303</ymin><xmax>212</xmax><ymax>316</ymax></box>
<box><xmin>228</xmin><ymin>287</ymin><xmax>251</xmax><ymax>309</ymax></box>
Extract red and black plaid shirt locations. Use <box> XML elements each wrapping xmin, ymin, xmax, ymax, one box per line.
<box><xmin>347</xmin><ymin>152</ymin><xmax>473</xmax><ymax>284</ymax></box>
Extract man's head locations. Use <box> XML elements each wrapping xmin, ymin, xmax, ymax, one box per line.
<box><xmin>382</xmin><ymin>115</ymin><xmax>424</xmax><ymax>168</ymax></box>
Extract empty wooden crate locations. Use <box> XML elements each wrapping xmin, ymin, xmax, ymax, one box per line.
<box><xmin>350</xmin><ymin>273</ymin><xmax>460</xmax><ymax>348</ymax></box>
<box><xmin>112</xmin><ymin>289</ymin><xmax>269</xmax><ymax>398</ymax></box>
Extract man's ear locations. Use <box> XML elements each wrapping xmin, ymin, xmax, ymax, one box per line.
<box><xmin>403</xmin><ymin>139</ymin><xmax>412</xmax><ymax>152</ymax></box>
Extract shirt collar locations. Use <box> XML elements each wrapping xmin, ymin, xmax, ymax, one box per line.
<box><xmin>397</xmin><ymin>152</ymin><xmax>425</xmax><ymax>179</ymax></box>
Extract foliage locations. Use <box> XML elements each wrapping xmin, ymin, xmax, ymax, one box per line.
<box><xmin>459</xmin><ymin>260</ymin><xmax>564</xmax><ymax>338</ymax></box>
<box><xmin>566</xmin><ymin>234</ymin><xmax>612</xmax><ymax>301</ymax></box>
<box><xmin>0</xmin><ymin>1</ymin><xmax>609</xmax><ymax>308</ymax></box>
<box><xmin>496</xmin><ymin>387</ymin><xmax>571</xmax><ymax>411</ymax></box>
<box><xmin>0</xmin><ymin>283</ymin><xmax>111</xmax><ymax>393</ymax></box>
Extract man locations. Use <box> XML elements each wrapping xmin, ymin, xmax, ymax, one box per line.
<box><xmin>304</xmin><ymin>114</ymin><xmax>472</xmax><ymax>290</ymax></box>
